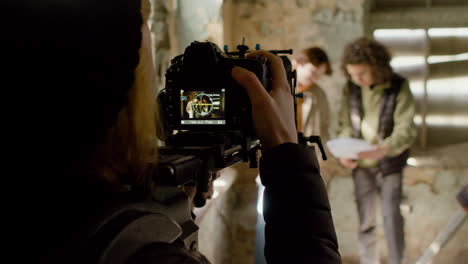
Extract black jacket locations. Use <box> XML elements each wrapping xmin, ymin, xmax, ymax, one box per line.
<box><xmin>25</xmin><ymin>143</ymin><xmax>341</xmax><ymax>264</ymax></box>
<box><xmin>130</xmin><ymin>143</ymin><xmax>342</xmax><ymax>264</ymax></box>
<box><xmin>260</xmin><ymin>143</ymin><xmax>341</xmax><ymax>263</ymax></box>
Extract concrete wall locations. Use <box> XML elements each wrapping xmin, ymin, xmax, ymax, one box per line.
<box><xmin>176</xmin><ymin>0</ymin><xmax>224</xmax><ymax>52</ymax></box>
<box><xmin>149</xmin><ymin>0</ymin><xmax>224</xmax><ymax>92</ymax></box>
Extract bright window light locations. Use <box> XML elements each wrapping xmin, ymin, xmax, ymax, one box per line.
<box><xmin>257</xmin><ymin>185</ymin><xmax>264</xmax><ymax>215</ymax></box>
<box><xmin>428</xmin><ymin>28</ymin><xmax>468</xmax><ymax>37</ymax></box>
<box><xmin>213</xmin><ymin>179</ymin><xmax>227</xmax><ymax>187</ymax></box>
<box><xmin>256</xmin><ymin>175</ymin><xmax>264</xmax><ymax>215</ymax></box>
<box><xmin>391</xmin><ymin>56</ymin><xmax>425</xmax><ymax>68</ymax></box>
<box><xmin>428</xmin><ymin>53</ymin><xmax>468</xmax><ymax>64</ymax></box>
<box><xmin>374</xmin><ymin>29</ymin><xmax>425</xmax><ymax>38</ymax></box>
<box><xmin>414</xmin><ymin>115</ymin><xmax>468</xmax><ymax>127</ymax></box>
<box><xmin>413</xmin><ymin>115</ymin><xmax>422</xmax><ymax>126</ymax></box>
<box><xmin>427</xmin><ymin>77</ymin><xmax>468</xmax><ymax>96</ymax></box>
<box><xmin>407</xmin><ymin>157</ymin><xmax>419</xmax><ymax>166</ymax></box>
<box><xmin>409</xmin><ymin>81</ymin><xmax>425</xmax><ymax>96</ymax></box>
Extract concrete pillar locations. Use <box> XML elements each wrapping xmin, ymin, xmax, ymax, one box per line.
<box><xmin>149</xmin><ymin>0</ymin><xmax>178</xmax><ymax>93</ymax></box>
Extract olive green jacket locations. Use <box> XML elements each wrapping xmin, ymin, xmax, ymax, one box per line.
<box><xmin>338</xmin><ymin>80</ymin><xmax>417</xmax><ymax>168</ymax></box>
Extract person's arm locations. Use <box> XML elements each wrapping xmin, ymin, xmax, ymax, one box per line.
<box><xmin>337</xmin><ymin>84</ymin><xmax>353</xmax><ymax>139</ymax></box>
<box><xmin>312</xmin><ymin>86</ymin><xmax>331</xmax><ymax>141</ymax></box>
<box><xmin>260</xmin><ymin>143</ymin><xmax>341</xmax><ymax>263</ymax></box>
<box><xmin>232</xmin><ymin>51</ymin><xmax>341</xmax><ymax>263</ymax></box>
<box><xmin>357</xmin><ymin>80</ymin><xmax>417</xmax><ymax>160</ymax></box>
<box><xmin>336</xmin><ymin>84</ymin><xmax>358</xmax><ymax>169</ymax></box>
<box><xmin>382</xmin><ymin>80</ymin><xmax>417</xmax><ymax>156</ymax></box>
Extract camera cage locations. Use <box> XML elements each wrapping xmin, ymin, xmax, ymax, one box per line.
<box><xmin>156</xmin><ymin>40</ymin><xmax>297</xmax><ymax>206</ymax></box>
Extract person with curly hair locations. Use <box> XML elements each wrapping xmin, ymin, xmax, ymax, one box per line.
<box><xmin>337</xmin><ymin>37</ymin><xmax>417</xmax><ymax>264</ymax></box>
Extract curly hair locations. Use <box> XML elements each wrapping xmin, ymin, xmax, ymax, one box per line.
<box><xmin>341</xmin><ymin>37</ymin><xmax>393</xmax><ymax>84</ymax></box>
<box><xmin>297</xmin><ymin>47</ymin><xmax>332</xmax><ymax>75</ymax></box>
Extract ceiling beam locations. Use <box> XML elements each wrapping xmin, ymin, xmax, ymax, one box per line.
<box><xmin>368</xmin><ymin>6</ymin><xmax>468</xmax><ymax>30</ymax></box>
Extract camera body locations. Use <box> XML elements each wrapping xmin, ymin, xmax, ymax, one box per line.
<box><xmin>159</xmin><ymin>41</ymin><xmax>295</xmax><ymax>139</ymax></box>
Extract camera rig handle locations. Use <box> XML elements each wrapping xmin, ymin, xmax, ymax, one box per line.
<box><xmin>156</xmin><ymin>146</ymin><xmax>226</xmax><ymax>208</ymax></box>
<box><xmin>236</xmin><ymin>37</ymin><xmax>249</xmax><ymax>58</ymax></box>
<box><xmin>268</xmin><ymin>49</ymin><xmax>294</xmax><ymax>55</ymax></box>
<box><xmin>156</xmin><ymin>133</ymin><xmax>259</xmax><ymax>207</ymax></box>
<box><xmin>298</xmin><ymin>132</ymin><xmax>327</xmax><ymax>161</ymax></box>
<box><xmin>224</xmin><ymin>38</ymin><xmax>294</xmax><ymax>58</ymax></box>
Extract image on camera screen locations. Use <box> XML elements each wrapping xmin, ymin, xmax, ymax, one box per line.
<box><xmin>180</xmin><ymin>89</ymin><xmax>226</xmax><ymax>125</ymax></box>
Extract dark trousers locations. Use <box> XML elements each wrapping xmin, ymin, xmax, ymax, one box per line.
<box><xmin>352</xmin><ymin>167</ymin><xmax>405</xmax><ymax>264</ymax></box>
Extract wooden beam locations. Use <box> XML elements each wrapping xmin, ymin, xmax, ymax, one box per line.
<box><xmin>375</xmin><ymin>35</ymin><xmax>468</xmax><ymax>56</ymax></box>
<box><xmin>369</xmin><ymin>7</ymin><xmax>468</xmax><ymax>30</ymax></box>
<box><xmin>421</xmin><ymin>29</ymin><xmax>429</xmax><ymax>149</ymax></box>
<box><xmin>376</xmin><ymin>35</ymin><xmax>426</xmax><ymax>56</ymax></box>
<box><xmin>426</xmin><ymin>0</ymin><xmax>432</xmax><ymax>8</ymax></box>
<box><xmin>429</xmin><ymin>60</ymin><xmax>468</xmax><ymax>79</ymax></box>
<box><xmin>394</xmin><ymin>65</ymin><xmax>426</xmax><ymax>80</ymax></box>
<box><xmin>431</xmin><ymin>36</ymin><xmax>468</xmax><ymax>55</ymax></box>
<box><xmin>364</xmin><ymin>0</ymin><xmax>376</xmax><ymax>37</ymax></box>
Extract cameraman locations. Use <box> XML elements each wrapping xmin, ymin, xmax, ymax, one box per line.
<box><xmin>9</xmin><ymin>0</ymin><xmax>340</xmax><ymax>263</ymax></box>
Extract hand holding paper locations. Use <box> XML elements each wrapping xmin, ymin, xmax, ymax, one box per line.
<box><xmin>357</xmin><ymin>144</ymin><xmax>389</xmax><ymax>160</ymax></box>
<box><xmin>326</xmin><ymin>138</ymin><xmax>374</xmax><ymax>159</ymax></box>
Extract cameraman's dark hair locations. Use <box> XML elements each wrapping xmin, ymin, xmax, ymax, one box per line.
<box><xmin>341</xmin><ymin>37</ymin><xmax>393</xmax><ymax>84</ymax></box>
<box><xmin>18</xmin><ymin>0</ymin><xmax>157</xmax><ymax>186</ymax></box>
<box><xmin>298</xmin><ymin>47</ymin><xmax>332</xmax><ymax>75</ymax></box>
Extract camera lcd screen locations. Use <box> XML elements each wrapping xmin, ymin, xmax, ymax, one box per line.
<box><xmin>180</xmin><ymin>89</ymin><xmax>226</xmax><ymax>125</ymax></box>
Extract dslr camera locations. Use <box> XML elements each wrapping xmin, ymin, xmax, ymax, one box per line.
<box><xmin>159</xmin><ymin>41</ymin><xmax>295</xmax><ymax>135</ymax></box>
<box><xmin>156</xmin><ymin>41</ymin><xmax>296</xmax><ymax>204</ymax></box>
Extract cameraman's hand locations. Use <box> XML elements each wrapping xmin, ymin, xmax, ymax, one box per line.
<box><xmin>231</xmin><ymin>51</ymin><xmax>298</xmax><ymax>151</ymax></box>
